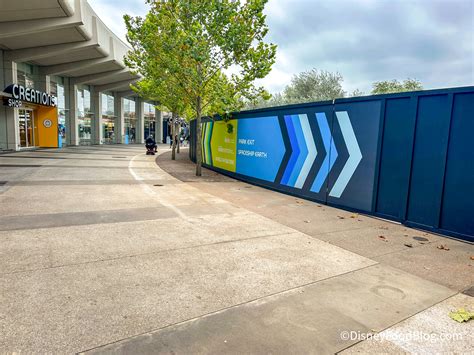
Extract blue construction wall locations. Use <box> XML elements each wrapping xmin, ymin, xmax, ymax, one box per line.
<box><xmin>190</xmin><ymin>86</ymin><xmax>474</xmax><ymax>243</ymax></box>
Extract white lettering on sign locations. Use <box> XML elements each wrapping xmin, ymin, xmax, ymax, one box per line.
<box><xmin>19</xmin><ymin>86</ymin><xmax>25</xmax><ymax>100</ymax></box>
<box><xmin>238</xmin><ymin>137</ymin><xmax>267</xmax><ymax>159</ymax></box>
<box><xmin>3</xmin><ymin>84</ymin><xmax>57</xmax><ymax>107</ymax></box>
<box><xmin>215</xmin><ymin>157</ymin><xmax>234</xmax><ymax>165</ymax></box>
<box><xmin>238</xmin><ymin>138</ymin><xmax>255</xmax><ymax>145</ymax></box>
<box><xmin>217</xmin><ymin>147</ymin><xmax>234</xmax><ymax>154</ymax></box>
<box><xmin>237</xmin><ymin>149</ymin><xmax>268</xmax><ymax>159</ymax></box>
<box><xmin>4</xmin><ymin>98</ymin><xmax>22</xmax><ymax>108</ymax></box>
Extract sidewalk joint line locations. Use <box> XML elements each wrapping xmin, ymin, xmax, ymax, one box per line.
<box><xmin>0</xmin><ymin>231</ymin><xmax>294</xmax><ymax>276</ymax></box>
<box><xmin>78</xmin><ymin>262</ymin><xmax>379</xmax><ymax>354</ymax></box>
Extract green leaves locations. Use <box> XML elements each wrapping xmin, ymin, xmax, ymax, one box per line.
<box><xmin>243</xmin><ymin>69</ymin><xmax>425</xmax><ymax>110</ymax></box>
<box><xmin>124</xmin><ymin>0</ymin><xmax>276</xmax><ymax>174</ymax></box>
<box><xmin>371</xmin><ymin>79</ymin><xmax>423</xmax><ymax>95</ymax></box>
<box><xmin>124</xmin><ymin>0</ymin><xmax>276</xmax><ymax>118</ymax></box>
<box><xmin>284</xmin><ymin>69</ymin><xmax>346</xmax><ymax>103</ymax></box>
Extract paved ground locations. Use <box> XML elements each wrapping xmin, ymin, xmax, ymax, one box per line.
<box><xmin>0</xmin><ymin>145</ymin><xmax>472</xmax><ymax>354</ymax></box>
<box><xmin>159</xmin><ymin>150</ymin><xmax>474</xmax><ymax>292</ymax></box>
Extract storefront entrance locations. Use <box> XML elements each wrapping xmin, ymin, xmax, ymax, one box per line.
<box><xmin>102</xmin><ymin>118</ymin><xmax>115</xmax><ymax>144</ymax></box>
<box><xmin>144</xmin><ymin>118</ymin><xmax>155</xmax><ymax>141</ymax></box>
<box><xmin>4</xmin><ymin>83</ymin><xmax>59</xmax><ymax>150</ymax></box>
<box><xmin>125</xmin><ymin>118</ymin><xmax>137</xmax><ymax>144</ymax></box>
<box><xmin>19</xmin><ymin>109</ymin><xmax>36</xmax><ymax>148</ymax></box>
<box><xmin>79</xmin><ymin>116</ymin><xmax>92</xmax><ymax>145</ymax></box>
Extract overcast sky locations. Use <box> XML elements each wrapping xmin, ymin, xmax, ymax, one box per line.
<box><xmin>88</xmin><ymin>0</ymin><xmax>473</xmax><ymax>94</ymax></box>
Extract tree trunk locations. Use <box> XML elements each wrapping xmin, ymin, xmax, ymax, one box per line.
<box><xmin>176</xmin><ymin>121</ymin><xmax>180</xmax><ymax>154</ymax></box>
<box><xmin>171</xmin><ymin>112</ymin><xmax>176</xmax><ymax>160</ymax></box>
<box><xmin>195</xmin><ymin>96</ymin><xmax>202</xmax><ymax>176</ymax></box>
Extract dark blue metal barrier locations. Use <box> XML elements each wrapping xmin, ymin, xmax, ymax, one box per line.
<box><xmin>190</xmin><ymin>86</ymin><xmax>474</xmax><ymax>243</ymax></box>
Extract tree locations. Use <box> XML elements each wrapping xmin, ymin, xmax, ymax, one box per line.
<box><xmin>242</xmin><ymin>68</ymin><xmax>346</xmax><ymax>110</ymax></box>
<box><xmin>243</xmin><ymin>92</ymin><xmax>286</xmax><ymax>110</ymax></box>
<box><xmin>128</xmin><ymin>76</ymin><xmax>189</xmax><ymax>160</ymax></box>
<box><xmin>125</xmin><ymin>0</ymin><xmax>277</xmax><ymax>176</ymax></box>
<box><xmin>349</xmin><ymin>89</ymin><xmax>365</xmax><ymax>97</ymax></box>
<box><xmin>371</xmin><ymin>78</ymin><xmax>423</xmax><ymax>94</ymax></box>
<box><xmin>283</xmin><ymin>69</ymin><xmax>346</xmax><ymax>104</ymax></box>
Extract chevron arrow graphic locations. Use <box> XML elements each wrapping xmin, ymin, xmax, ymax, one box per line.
<box><xmin>329</xmin><ymin>111</ymin><xmax>362</xmax><ymax>198</ymax></box>
<box><xmin>201</xmin><ymin>121</ymin><xmax>213</xmax><ymax>165</ymax></box>
<box><xmin>295</xmin><ymin>114</ymin><xmax>317</xmax><ymax>189</ymax></box>
<box><xmin>281</xmin><ymin>114</ymin><xmax>317</xmax><ymax>189</ymax></box>
<box><xmin>311</xmin><ymin>112</ymin><xmax>338</xmax><ymax>193</ymax></box>
<box><xmin>287</xmin><ymin>115</ymin><xmax>307</xmax><ymax>187</ymax></box>
<box><xmin>281</xmin><ymin>115</ymin><xmax>300</xmax><ymax>186</ymax></box>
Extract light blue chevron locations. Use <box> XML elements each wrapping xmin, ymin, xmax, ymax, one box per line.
<box><xmin>295</xmin><ymin>114</ymin><xmax>317</xmax><ymax>189</ymax></box>
<box><xmin>310</xmin><ymin>112</ymin><xmax>338</xmax><ymax>193</ymax></box>
<box><xmin>287</xmin><ymin>115</ymin><xmax>308</xmax><ymax>187</ymax></box>
<box><xmin>329</xmin><ymin>111</ymin><xmax>362</xmax><ymax>198</ymax></box>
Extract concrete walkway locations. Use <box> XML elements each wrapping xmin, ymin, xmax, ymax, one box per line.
<box><xmin>0</xmin><ymin>146</ymin><xmax>472</xmax><ymax>354</ymax></box>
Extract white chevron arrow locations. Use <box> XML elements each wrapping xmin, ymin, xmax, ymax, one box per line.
<box><xmin>329</xmin><ymin>111</ymin><xmax>362</xmax><ymax>198</ymax></box>
<box><xmin>295</xmin><ymin>114</ymin><xmax>317</xmax><ymax>189</ymax></box>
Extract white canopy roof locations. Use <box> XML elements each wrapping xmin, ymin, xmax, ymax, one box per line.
<box><xmin>0</xmin><ymin>0</ymin><xmax>140</xmax><ymax>95</ymax></box>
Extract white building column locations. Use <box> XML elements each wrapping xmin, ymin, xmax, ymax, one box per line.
<box><xmin>91</xmin><ymin>88</ymin><xmax>102</xmax><ymax>145</ymax></box>
<box><xmin>0</xmin><ymin>50</ymin><xmax>9</xmax><ymax>151</ymax></box>
<box><xmin>1</xmin><ymin>58</ymin><xmax>19</xmax><ymax>150</ymax></box>
<box><xmin>65</xmin><ymin>77</ymin><xmax>79</xmax><ymax>146</ymax></box>
<box><xmin>114</xmin><ymin>93</ymin><xmax>124</xmax><ymax>144</ymax></box>
<box><xmin>136</xmin><ymin>97</ymin><xmax>145</xmax><ymax>144</ymax></box>
<box><xmin>155</xmin><ymin>106</ymin><xmax>163</xmax><ymax>143</ymax></box>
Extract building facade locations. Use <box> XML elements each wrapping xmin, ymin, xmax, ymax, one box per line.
<box><xmin>0</xmin><ymin>0</ymin><xmax>163</xmax><ymax>151</ymax></box>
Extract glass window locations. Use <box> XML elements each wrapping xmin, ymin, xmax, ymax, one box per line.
<box><xmin>144</xmin><ymin>103</ymin><xmax>156</xmax><ymax>141</ymax></box>
<box><xmin>78</xmin><ymin>87</ymin><xmax>93</xmax><ymax>145</ymax></box>
<box><xmin>16</xmin><ymin>63</ymin><xmax>34</xmax><ymax>88</ymax></box>
<box><xmin>50</xmin><ymin>76</ymin><xmax>63</xmax><ymax>97</ymax></box>
<box><xmin>57</xmin><ymin>84</ymin><xmax>66</xmax><ymax>145</ymax></box>
<box><xmin>101</xmin><ymin>93</ymin><xmax>115</xmax><ymax>144</ymax></box>
<box><xmin>124</xmin><ymin>98</ymin><xmax>137</xmax><ymax>144</ymax></box>
<box><xmin>48</xmin><ymin>76</ymin><xmax>66</xmax><ymax>145</ymax></box>
<box><xmin>77</xmin><ymin>90</ymin><xmax>84</xmax><ymax>117</ymax></box>
<box><xmin>84</xmin><ymin>89</ymin><xmax>91</xmax><ymax>113</ymax></box>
